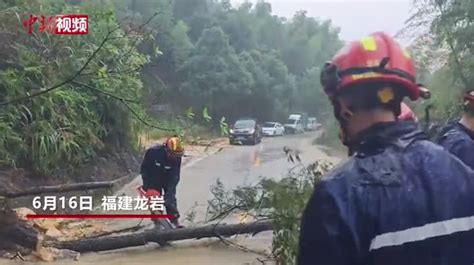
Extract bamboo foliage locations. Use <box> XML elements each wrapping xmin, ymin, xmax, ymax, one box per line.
<box><xmin>0</xmin><ymin>0</ymin><xmax>148</xmax><ymax>174</ymax></box>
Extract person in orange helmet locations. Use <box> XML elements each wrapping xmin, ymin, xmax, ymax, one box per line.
<box><xmin>140</xmin><ymin>136</ymin><xmax>184</xmax><ymax>228</ymax></box>
<box><xmin>297</xmin><ymin>32</ymin><xmax>474</xmax><ymax>265</ymax></box>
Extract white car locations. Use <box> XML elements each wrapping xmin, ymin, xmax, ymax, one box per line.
<box><xmin>262</xmin><ymin>122</ymin><xmax>285</xmax><ymax>136</ymax></box>
<box><xmin>306</xmin><ymin>117</ymin><xmax>318</xmax><ymax>131</ymax></box>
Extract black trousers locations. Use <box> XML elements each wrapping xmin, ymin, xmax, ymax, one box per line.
<box><xmin>142</xmin><ymin>174</ymin><xmax>180</xmax><ymax>221</ymax></box>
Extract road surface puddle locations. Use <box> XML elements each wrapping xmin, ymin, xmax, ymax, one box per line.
<box><xmin>0</xmin><ymin>240</ymin><xmax>273</xmax><ymax>265</ymax></box>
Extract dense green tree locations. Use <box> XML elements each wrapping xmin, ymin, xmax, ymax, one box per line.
<box><xmin>0</xmin><ymin>0</ymin><xmax>147</xmax><ymax>173</ymax></box>
<box><xmin>0</xmin><ymin>0</ymin><xmax>345</xmax><ymax>177</ymax></box>
<box><xmin>178</xmin><ymin>27</ymin><xmax>253</xmax><ymax>121</ymax></box>
<box><xmin>403</xmin><ymin>0</ymin><xmax>474</xmax><ymax>121</ymax></box>
<box><xmin>114</xmin><ymin>0</ymin><xmax>343</xmax><ymax>122</ymax></box>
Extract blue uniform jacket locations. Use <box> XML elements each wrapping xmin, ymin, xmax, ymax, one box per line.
<box><xmin>140</xmin><ymin>144</ymin><xmax>181</xmax><ymax>190</ymax></box>
<box><xmin>438</xmin><ymin>121</ymin><xmax>474</xmax><ymax>170</ymax></box>
<box><xmin>298</xmin><ymin>121</ymin><xmax>474</xmax><ymax>265</ymax></box>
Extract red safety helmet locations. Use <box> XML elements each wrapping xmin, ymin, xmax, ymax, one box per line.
<box><xmin>321</xmin><ymin>32</ymin><xmax>423</xmax><ymax>101</ymax></box>
<box><xmin>398</xmin><ymin>102</ymin><xmax>418</xmax><ymax>121</ymax></box>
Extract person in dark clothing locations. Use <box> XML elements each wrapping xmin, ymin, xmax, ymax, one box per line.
<box><xmin>438</xmin><ymin>90</ymin><xmax>474</xmax><ymax>169</ymax></box>
<box><xmin>140</xmin><ymin>136</ymin><xmax>184</xmax><ymax>227</ymax></box>
<box><xmin>297</xmin><ymin>32</ymin><xmax>474</xmax><ymax>265</ymax></box>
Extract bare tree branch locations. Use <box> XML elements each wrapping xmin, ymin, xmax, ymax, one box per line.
<box><xmin>78</xmin><ymin>66</ymin><xmax>143</xmax><ymax>78</ymax></box>
<box><xmin>119</xmin><ymin>99</ymin><xmax>177</xmax><ymax>132</ymax></box>
<box><xmin>71</xmin><ymin>80</ymin><xmax>138</xmax><ymax>103</ymax></box>
<box><xmin>213</xmin><ymin>232</ymin><xmax>273</xmax><ymax>259</ymax></box>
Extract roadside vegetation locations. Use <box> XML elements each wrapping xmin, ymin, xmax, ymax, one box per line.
<box><xmin>1</xmin><ymin>0</ymin><xmax>473</xmax><ymax>263</ymax></box>
<box><xmin>206</xmin><ymin>160</ymin><xmax>333</xmax><ymax>264</ymax></box>
<box><xmin>400</xmin><ymin>0</ymin><xmax>474</xmax><ymax>130</ymax></box>
<box><xmin>0</xmin><ymin>0</ymin><xmax>342</xmax><ymax>178</ymax></box>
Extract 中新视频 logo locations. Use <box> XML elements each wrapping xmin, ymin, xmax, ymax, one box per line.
<box><xmin>23</xmin><ymin>14</ymin><xmax>89</xmax><ymax>35</ymax></box>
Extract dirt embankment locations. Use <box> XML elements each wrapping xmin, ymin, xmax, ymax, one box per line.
<box><xmin>0</xmin><ymin>136</ymin><xmax>230</xmax><ymax>195</ymax></box>
<box><xmin>0</xmin><ymin>150</ymin><xmax>141</xmax><ymax>195</ymax></box>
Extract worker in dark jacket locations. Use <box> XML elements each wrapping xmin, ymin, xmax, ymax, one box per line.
<box><xmin>438</xmin><ymin>90</ymin><xmax>474</xmax><ymax>169</ymax></box>
<box><xmin>140</xmin><ymin>136</ymin><xmax>184</xmax><ymax>227</ymax></box>
<box><xmin>298</xmin><ymin>32</ymin><xmax>474</xmax><ymax>265</ymax></box>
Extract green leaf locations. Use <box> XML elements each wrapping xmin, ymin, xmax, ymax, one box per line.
<box><xmin>97</xmin><ymin>66</ymin><xmax>108</xmax><ymax>78</ymax></box>
<box><xmin>185</xmin><ymin>107</ymin><xmax>195</xmax><ymax>119</ymax></box>
<box><xmin>105</xmin><ymin>9</ymin><xmax>114</xmax><ymax>23</ymax></box>
<box><xmin>154</xmin><ymin>46</ymin><xmax>163</xmax><ymax>57</ymax></box>
<box><xmin>202</xmin><ymin>107</ymin><xmax>212</xmax><ymax>122</ymax></box>
<box><xmin>219</xmin><ymin>116</ymin><xmax>229</xmax><ymax>136</ymax></box>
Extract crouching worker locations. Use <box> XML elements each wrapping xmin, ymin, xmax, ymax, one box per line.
<box><xmin>140</xmin><ymin>136</ymin><xmax>184</xmax><ymax>228</ymax></box>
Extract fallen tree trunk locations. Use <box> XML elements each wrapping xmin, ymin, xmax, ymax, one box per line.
<box><xmin>0</xmin><ymin>208</ymin><xmax>40</xmax><ymax>250</ymax></box>
<box><xmin>48</xmin><ymin>220</ymin><xmax>273</xmax><ymax>253</ymax></box>
<box><xmin>0</xmin><ymin>221</ymin><xmax>41</xmax><ymax>250</ymax></box>
<box><xmin>2</xmin><ymin>181</ymin><xmax>116</xmax><ymax>198</ymax></box>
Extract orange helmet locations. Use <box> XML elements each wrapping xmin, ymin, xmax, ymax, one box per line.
<box><xmin>320</xmin><ymin>32</ymin><xmax>422</xmax><ymax>101</ymax></box>
<box><xmin>398</xmin><ymin>102</ymin><xmax>418</xmax><ymax>121</ymax></box>
<box><xmin>164</xmin><ymin>137</ymin><xmax>184</xmax><ymax>156</ymax></box>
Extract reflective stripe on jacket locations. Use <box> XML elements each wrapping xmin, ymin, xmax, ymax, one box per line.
<box><xmin>298</xmin><ymin>121</ymin><xmax>474</xmax><ymax>265</ymax></box>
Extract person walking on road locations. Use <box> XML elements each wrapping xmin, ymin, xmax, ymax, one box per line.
<box><xmin>298</xmin><ymin>32</ymin><xmax>474</xmax><ymax>265</ymax></box>
<box><xmin>437</xmin><ymin>90</ymin><xmax>474</xmax><ymax>169</ymax></box>
<box><xmin>140</xmin><ymin>136</ymin><xmax>184</xmax><ymax>228</ymax></box>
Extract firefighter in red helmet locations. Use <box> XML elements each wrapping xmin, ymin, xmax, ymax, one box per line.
<box><xmin>298</xmin><ymin>32</ymin><xmax>474</xmax><ymax>265</ymax></box>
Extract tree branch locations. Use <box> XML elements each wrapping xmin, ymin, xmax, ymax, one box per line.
<box><xmin>119</xmin><ymin>99</ymin><xmax>177</xmax><ymax>132</ymax></box>
<box><xmin>71</xmin><ymin>80</ymin><xmax>138</xmax><ymax>103</ymax></box>
<box><xmin>0</xmin><ymin>12</ymin><xmax>160</xmax><ymax>107</ymax></box>
<box><xmin>0</xmin><ymin>26</ymin><xmax>120</xmax><ymax>107</ymax></box>
<box><xmin>79</xmin><ymin>66</ymin><xmax>143</xmax><ymax>78</ymax></box>
<box><xmin>433</xmin><ymin>1</ymin><xmax>470</xmax><ymax>89</ymax></box>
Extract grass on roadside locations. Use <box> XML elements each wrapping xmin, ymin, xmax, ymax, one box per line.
<box><xmin>138</xmin><ymin>118</ymin><xmax>223</xmax><ymax>149</ymax></box>
<box><xmin>312</xmin><ymin>119</ymin><xmax>346</xmax><ymax>156</ymax></box>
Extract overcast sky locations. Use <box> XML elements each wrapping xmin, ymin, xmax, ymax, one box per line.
<box><xmin>231</xmin><ymin>0</ymin><xmax>414</xmax><ymax>42</ymax></box>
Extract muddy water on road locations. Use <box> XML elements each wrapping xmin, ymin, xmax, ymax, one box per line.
<box><xmin>50</xmin><ymin>244</ymin><xmax>266</xmax><ymax>265</ymax></box>
<box><xmin>0</xmin><ymin>243</ymin><xmax>270</xmax><ymax>265</ymax></box>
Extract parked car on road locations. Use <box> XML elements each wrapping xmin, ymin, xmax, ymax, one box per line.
<box><xmin>284</xmin><ymin>114</ymin><xmax>305</xmax><ymax>134</ymax></box>
<box><xmin>229</xmin><ymin>118</ymin><xmax>262</xmax><ymax>145</ymax></box>
<box><xmin>262</xmin><ymin>122</ymin><xmax>285</xmax><ymax>136</ymax></box>
<box><xmin>306</xmin><ymin>117</ymin><xmax>318</xmax><ymax>131</ymax></box>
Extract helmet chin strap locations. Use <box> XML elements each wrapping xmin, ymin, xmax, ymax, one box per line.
<box><xmin>332</xmin><ymin>98</ymin><xmax>354</xmax><ymax>154</ymax></box>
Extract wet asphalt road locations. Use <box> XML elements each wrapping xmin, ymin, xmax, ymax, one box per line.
<box><xmin>177</xmin><ymin>131</ymin><xmax>336</xmax><ymax>222</ymax></box>
<box><xmin>0</xmin><ymin>131</ymin><xmax>340</xmax><ymax>265</ymax></box>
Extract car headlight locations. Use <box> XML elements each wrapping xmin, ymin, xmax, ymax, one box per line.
<box><xmin>229</xmin><ymin>129</ymin><xmax>234</xmax><ymax>134</ymax></box>
<box><xmin>249</xmin><ymin>129</ymin><xmax>255</xmax><ymax>134</ymax></box>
